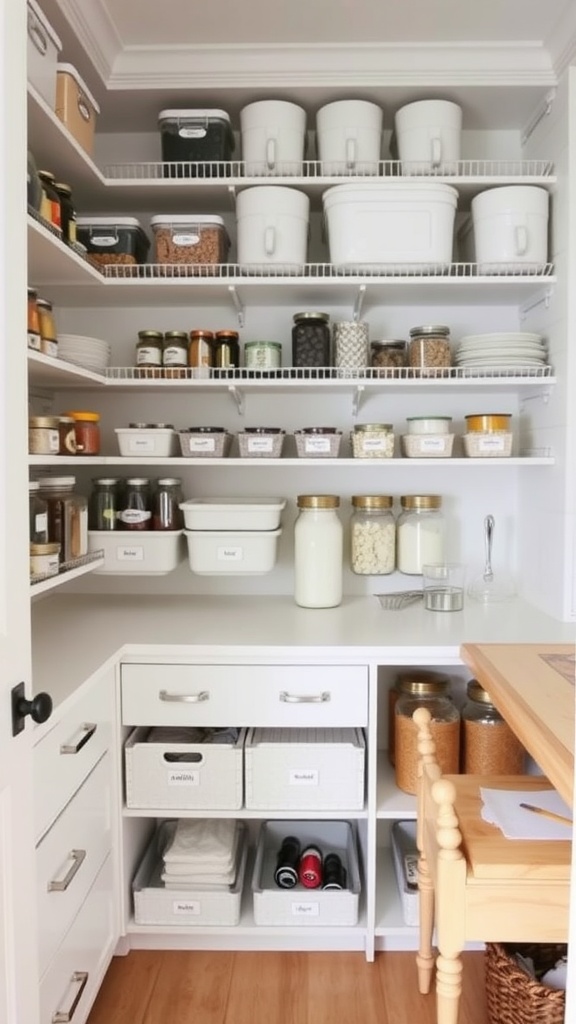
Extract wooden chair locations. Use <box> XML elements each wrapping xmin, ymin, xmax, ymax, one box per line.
<box><xmin>413</xmin><ymin>706</ymin><xmax>571</xmax><ymax>1024</ymax></box>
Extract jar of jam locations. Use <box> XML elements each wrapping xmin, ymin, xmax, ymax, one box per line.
<box><xmin>28</xmin><ymin>288</ymin><xmax>41</xmax><ymax>351</ymax></box>
<box><xmin>54</xmin><ymin>182</ymin><xmax>76</xmax><ymax>245</ymax></box>
<box><xmin>152</xmin><ymin>478</ymin><xmax>184</xmax><ymax>530</ymax></box>
<box><xmin>64</xmin><ymin>410</ymin><xmax>101</xmax><ymax>455</ymax></box>
<box><xmin>188</xmin><ymin>329</ymin><xmax>214</xmax><ymax>377</ymax></box>
<box><xmin>118</xmin><ymin>478</ymin><xmax>152</xmax><ymax>530</ymax></box>
<box><xmin>37</xmin><ymin>170</ymin><xmax>62</xmax><ymax>232</ymax></box>
<box><xmin>213</xmin><ymin>330</ymin><xmax>240</xmax><ymax>370</ymax></box>
<box><xmin>88</xmin><ymin>478</ymin><xmax>121</xmax><ymax>531</ymax></box>
<box><xmin>36</xmin><ymin>298</ymin><xmax>58</xmax><ymax>358</ymax></box>
<box><xmin>136</xmin><ymin>330</ymin><xmax>163</xmax><ymax>376</ymax></box>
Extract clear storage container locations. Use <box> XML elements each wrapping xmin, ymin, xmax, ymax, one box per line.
<box><xmin>395</xmin><ymin>679</ymin><xmax>460</xmax><ymax>794</ymax></box>
<box><xmin>292</xmin><ymin>312</ymin><xmax>331</xmax><ymax>368</ymax></box>
<box><xmin>158</xmin><ymin>108</ymin><xmax>234</xmax><ymax>177</ymax></box>
<box><xmin>76</xmin><ymin>216</ymin><xmax>150</xmax><ymax>269</ymax></box>
<box><xmin>333</xmin><ymin>320</ymin><xmax>369</xmax><ymax>370</ymax></box>
<box><xmin>150</xmin><ymin>215</ymin><xmax>230</xmax><ymax>275</ymax></box>
<box><xmin>461</xmin><ymin>679</ymin><xmax>526</xmax><ymax>774</ymax></box>
<box><xmin>37</xmin><ymin>476</ymin><xmax>88</xmax><ymax>562</ymax></box>
<box><xmin>350</xmin><ymin>495</ymin><xmax>395</xmax><ymax>575</ymax></box>
<box><xmin>408</xmin><ymin>324</ymin><xmax>452</xmax><ymax>377</ymax></box>
<box><xmin>397</xmin><ymin>495</ymin><xmax>445</xmax><ymax>574</ymax></box>
<box><xmin>351</xmin><ymin>423</ymin><xmax>394</xmax><ymax>459</ymax></box>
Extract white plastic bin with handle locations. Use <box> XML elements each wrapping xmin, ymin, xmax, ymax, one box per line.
<box><xmin>240</xmin><ymin>100</ymin><xmax>307</xmax><ymax>175</ymax></box>
<box><xmin>236</xmin><ymin>186</ymin><xmax>310</xmax><ymax>273</ymax></box>
<box><xmin>27</xmin><ymin>0</ymin><xmax>62</xmax><ymax>108</ymax></box>
<box><xmin>394</xmin><ymin>99</ymin><xmax>462</xmax><ymax>173</ymax></box>
<box><xmin>316</xmin><ymin>99</ymin><xmax>383</xmax><ymax>175</ymax></box>
<box><xmin>471</xmin><ymin>185</ymin><xmax>549</xmax><ymax>273</ymax></box>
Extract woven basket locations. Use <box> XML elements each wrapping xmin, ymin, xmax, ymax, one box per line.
<box><xmin>485</xmin><ymin>943</ymin><xmax>566</xmax><ymax>1024</ymax></box>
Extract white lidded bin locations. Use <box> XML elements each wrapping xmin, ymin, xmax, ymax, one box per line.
<box><xmin>471</xmin><ymin>185</ymin><xmax>549</xmax><ymax>273</ymax></box>
<box><xmin>244</xmin><ymin>727</ymin><xmax>366</xmax><ymax>810</ymax></box>
<box><xmin>240</xmin><ymin>99</ymin><xmax>307</xmax><ymax>175</ymax></box>
<box><xmin>125</xmin><ymin>726</ymin><xmax>246</xmax><ymax>810</ymax></box>
<box><xmin>252</xmin><ymin>820</ymin><xmax>361</xmax><ymax>926</ymax></box>
<box><xmin>88</xmin><ymin>530</ymin><xmax>185</xmax><ymax>575</ymax></box>
<box><xmin>115</xmin><ymin>427</ymin><xmax>178</xmax><ymax>458</ymax></box>
<box><xmin>236</xmin><ymin>186</ymin><xmax>310</xmax><ymax>273</ymax></box>
<box><xmin>394</xmin><ymin>99</ymin><xmax>462</xmax><ymax>173</ymax></box>
<box><xmin>180</xmin><ymin>497</ymin><xmax>286</xmax><ymax>532</ymax></box>
<box><xmin>184</xmin><ymin>527</ymin><xmax>282</xmax><ymax>575</ymax></box>
<box><xmin>55</xmin><ymin>63</ymin><xmax>100</xmax><ymax>156</ymax></box>
<box><xmin>27</xmin><ymin>0</ymin><xmax>62</xmax><ymax>108</ymax></box>
<box><xmin>323</xmin><ymin>182</ymin><xmax>458</xmax><ymax>271</ymax></box>
<box><xmin>316</xmin><ymin>99</ymin><xmax>383</xmax><ymax>175</ymax></box>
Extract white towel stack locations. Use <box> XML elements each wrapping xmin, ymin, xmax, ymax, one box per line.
<box><xmin>161</xmin><ymin>818</ymin><xmax>241</xmax><ymax>891</ymax></box>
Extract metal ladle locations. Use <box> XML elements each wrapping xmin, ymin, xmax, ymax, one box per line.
<box><xmin>468</xmin><ymin>514</ymin><xmax>516</xmax><ymax>602</ymax></box>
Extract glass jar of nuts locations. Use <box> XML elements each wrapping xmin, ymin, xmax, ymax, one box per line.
<box><xmin>350</xmin><ymin>495</ymin><xmax>395</xmax><ymax>575</ymax></box>
<box><xmin>370</xmin><ymin>339</ymin><xmax>407</xmax><ymax>376</ymax></box>
<box><xmin>408</xmin><ymin>324</ymin><xmax>451</xmax><ymax>377</ymax></box>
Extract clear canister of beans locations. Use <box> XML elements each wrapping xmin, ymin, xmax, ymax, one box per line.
<box><xmin>461</xmin><ymin>678</ymin><xmax>526</xmax><ymax>774</ymax></box>
<box><xmin>188</xmin><ymin>329</ymin><xmax>214</xmax><ymax>377</ymax></box>
<box><xmin>388</xmin><ymin>670</ymin><xmax>451</xmax><ymax>767</ymax></box>
<box><xmin>292</xmin><ymin>312</ymin><xmax>331</xmax><ymax>368</ymax></box>
<box><xmin>333</xmin><ymin>320</ymin><xmax>369</xmax><ymax>369</ymax></box>
<box><xmin>350</xmin><ymin>495</ymin><xmax>395</xmax><ymax>575</ymax></box>
<box><xmin>213</xmin><ymin>330</ymin><xmax>240</xmax><ymax>370</ymax></box>
<box><xmin>64</xmin><ymin>410</ymin><xmax>101</xmax><ymax>455</ymax></box>
<box><xmin>29</xmin><ymin>481</ymin><xmax>48</xmax><ymax>544</ymax></box>
<box><xmin>37</xmin><ymin>476</ymin><xmax>88</xmax><ymax>562</ymax></box>
<box><xmin>395</xmin><ymin>677</ymin><xmax>460</xmax><ymax>794</ymax></box>
<box><xmin>88</xmin><ymin>478</ymin><xmax>121</xmax><ymax>531</ymax></box>
<box><xmin>152</xmin><ymin>478</ymin><xmax>184</xmax><ymax>531</ymax></box>
<box><xmin>408</xmin><ymin>324</ymin><xmax>451</xmax><ymax>378</ymax></box>
<box><xmin>370</xmin><ymin>339</ymin><xmax>407</xmax><ymax>375</ymax></box>
<box><xmin>136</xmin><ymin>330</ymin><xmax>164</xmax><ymax>372</ymax></box>
<box><xmin>397</xmin><ymin>494</ymin><xmax>445</xmax><ymax>575</ymax></box>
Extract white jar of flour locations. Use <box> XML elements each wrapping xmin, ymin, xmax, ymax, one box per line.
<box><xmin>397</xmin><ymin>495</ymin><xmax>445</xmax><ymax>575</ymax></box>
<box><xmin>294</xmin><ymin>495</ymin><xmax>343</xmax><ymax>607</ymax></box>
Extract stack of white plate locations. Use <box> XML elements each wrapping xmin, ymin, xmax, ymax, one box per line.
<box><xmin>58</xmin><ymin>333</ymin><xmax>112</xmax><ymax>371</ymax></box>
<box><xmin>454</xmin><ymin>332</ymin><xmax>547</xmax><ymax>368</ymax></box>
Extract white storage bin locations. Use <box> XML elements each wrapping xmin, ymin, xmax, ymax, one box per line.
<box><xmin>88</xmin><ymin>530</ymin><xmax>185</xmax><ymax>575</ymax></box>
<box><xmin>240</xmin><ymin>100</ymin><xmax>306</xmax><ymax>175</ymax></box>
<box><xmin>180</xmin><ymin>497</ymin><xmax>286</xmax><ymax>532</ymax></box>
<box><xmin>125</xmin><ymin>726</ymin><xmax>245</xmax><ymax>810</ymax></box>
<box><xmin>462</xmin><ymin>431</ymin><xmax>513</xmax><ymax>457</ymax></box>
<box><xmin>115</xmin><ymin>426</ymin><xmax>178</xmax><ymax>457</ymax></box>
<box><xmin>55</xmin><ymin>63</ymin><xmax>100</xmax><ymax>156</ymax></box>
<box><xmin>394</xmin><ymin>99</ymin><xmax>462</xmax><ymax>173</ymax></box>
<box><xmin>184</xmin><ymin>527</ymin><xmax>282</xmax><ymax>575</ymax></box>
<box><xmin>471</xmin><ymin>185</ymin><xmax>549</xmax><ymax>273</ymax></box>
<box><xmin>244</xmin><ymin>727</ymin><xmax>365</xmax><ymax>810</ymax></box>
<box><xmin>252</xmin><ymin>820</ymin><xmax>361</xmax><ymax>926</ymax></box>
<box><xmin>236</xmin><ymin>186</ymin><xmax>310</xmax><ymax>273</ymax></box>
<box><xmin>27</xmin><ymin>0</ymin><xmax>62</xmax><ymax>108</ymax></box>
<box><xmin>316</xmin><ymin>100</ymin><xmax>383</xmax><ymax>175</ymax></box>
<box><xmin>323</xmin><ymin>182</ymin><xmax>458</xmax><ymax>271</ymax></box>
<box><xmin>133</xmin><ymin>821</ymin><xmax>247</xmax><ymax>926</ymax></box>
<box><xmin>390</xmin><ymin>820</ymin><xmax>419</xmax><ymax>927</ymax></box>
<box><xmin>401</xmin><ymin>434</ymin><xmax>455</xmax><ymax>458</ymax></box>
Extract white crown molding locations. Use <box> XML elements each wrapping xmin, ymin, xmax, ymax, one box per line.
<box><xmin>545</xmin><ymin>3</ymin><xmax>576</xmax><ymax>78</ymax></box>
<box><xmin>106</xmin><ymin>41</ymin><xmax>556</xmax><ymax>90</ymax></box>
<box><xmin>53</xmin><ymin>0</ymin><xmax>123</xmax><ymax>82</ymax></box>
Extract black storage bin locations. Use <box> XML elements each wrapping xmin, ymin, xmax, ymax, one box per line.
<box><xmin>158</xmin><ymin>108</ymin><xmax>235</xmax><ymax>178</ymax></box>
<box><xmin>76</xmin><ymin>216</ymin><xmax>150</xmax><ymax>270</ymax></box>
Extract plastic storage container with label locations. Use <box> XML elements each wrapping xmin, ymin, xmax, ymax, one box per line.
<box><xmin>76</xmin><ymin>216</ymin><xmax>150</xmax><ymax>269</ymax></box>
<box><xmin>27</xmin><ymin>0</ymin><xmax>62</xmax><ymax>108</ymax></box>
<box><xmin>158</xmin><ymin>109</ymin><xmax>234</xmax><ymax>177</ymax></box>
<box><xmin>151</xmin><ymin>215</ymin><xmax>230</xmax><ymax>275</ymax></box>
<box><xmin>55</xmin><ymin>63</ymin><xmax>100</xmax><ymax>156</ymax></box>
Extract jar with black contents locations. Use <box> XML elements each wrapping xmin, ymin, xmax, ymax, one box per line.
<box><xmin>54</xmin><ymin>183</ymin><xmax>76</xmax><ymax>245</ymax></box>
<box><xmin>292</xmin><ymin>312</ymin><xmax>331</xmax><ymax>370</ymax></box>
<box><xmin>37</xmin><ymin>170</ymin><xmax>62</xmax><ymax>232</ymax></box>
<box><xmin>152</xmin><ymin>478</ymin><xmax>184</xmax><ymax>530</ymax></box>
<box><xmin>162</xmin><ymin>330</ymin><xmax>188</xmax><ymax>379</ymax></box>
<box><xmin>188</xmin><ymin>329</ymin><xmax>214</xmax><ymax>377</ymax></box>
<box><xmin>136</xmin><ymin>330</ymin><xmax>163</xmax><ymax>376</ymax></box>
<box><xmin>118</xmin><ymin>478</ymin><xmax>152</xmax><ymax>530</ymax></box>
<box><xmin>213</xmin><ymin>330</ymin><xmax>240</xmax><ymax>371</ymax></box>
<box><xmin>88</xmin><ymin>478</ymin><xmax>121</xmax><ymax>531</ymax></box>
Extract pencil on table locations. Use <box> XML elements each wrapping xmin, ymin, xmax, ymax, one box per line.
<box><xmin>519</xmin><ymin>802</ymin><xmax>573</xmax><ymax>827</ymax></box>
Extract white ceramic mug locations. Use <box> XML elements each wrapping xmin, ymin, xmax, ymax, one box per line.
<box><xmin>240</xmin><ymin>100</ymin><xmax>307</xmax><ymax>176</ymax></box>
<box><xmin>394</xmin><ymin>99</ymin><xmax>462</xmax><ymax>173</ymax></box>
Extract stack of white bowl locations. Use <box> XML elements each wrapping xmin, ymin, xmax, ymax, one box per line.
<box><xmin>58</xmin><ymin>333</ymin><xmax>111</xmax><ymax>371</ymax></box>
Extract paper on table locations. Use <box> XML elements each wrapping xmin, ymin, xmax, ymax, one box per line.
<box><xmin>480</xmin><ymin>788</ymin><xmax>573</xmax><ymax>840</ymax></box>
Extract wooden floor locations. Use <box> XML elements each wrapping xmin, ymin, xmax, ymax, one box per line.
<box><xmin>87</xmin><ymin>950</ymin><xmax>488</xmax><ymax>1024</ymax></box>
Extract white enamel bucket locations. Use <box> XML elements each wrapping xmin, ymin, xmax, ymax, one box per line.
<box><xmin>236</xmin><ymin>186</ymin><xmax>310</xmax><ymax>273</ymax></box>
<box><xmin>471</xmin><ymin>185</ymin><xmax>549</xmax><ymax>273</ymax></box>
<box><xmin>240</xmin><ymin>100</ymin><xmax>307</xmax><ymax>176</ymax></box>
<box><xmin>316</xmin><ymin>100</ymin><xmax>383</xmax><ymax>175</ymax></box>
<box><xmin>394</xmin><ymin>99</ymin><xmax>462</xmax><ymax>173</ymax></box>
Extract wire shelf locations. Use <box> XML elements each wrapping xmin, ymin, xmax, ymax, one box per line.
<box><xmin>30</xmin><ymin>549</ymin><xmax>104</xmax><ymax>586</ymax></box>
<box><xmin>103</xmin><ymin>365</ymin><xmax>553</xmax><ymax>383</ymax></box>
<box><xmin>100</xmin><ymin>261</ymin><xmax>556</xmax><ymax>282</ymax></box>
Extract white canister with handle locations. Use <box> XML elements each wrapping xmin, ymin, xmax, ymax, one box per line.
<box><xmin>394</xmin><ymin>99</ymin><xmax>462</xmax><ymax>173</ymax></box>
<box><xmin>236</xmin><ymin>186</ymin><xmax>310</xmax><ymax>273</ymax></box>
<box><xmin>316</xmin><ymin>100</ymin><xmax>383</xmax><ymax>175</ymax></box>
<box><xmin>471</xmin><ymin>185</ymin><xmax>549</xmax><ymax>273</ymax></box>
<box><xmin>240</xmin><ymin>100</ymin><xmax>307</xmax><ymax>176</ymax></box>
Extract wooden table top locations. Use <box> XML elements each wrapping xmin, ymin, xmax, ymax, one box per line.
<box><xmin>461</xmin><ymin>643</ymin><xmax>575</xmax><ymax>808</ymax></box>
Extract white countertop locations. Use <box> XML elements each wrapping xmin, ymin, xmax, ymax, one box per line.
<box><xmin>31</xmin><ymin>593</ymin><xmax>576</xmax><ymax>709</ymax></box>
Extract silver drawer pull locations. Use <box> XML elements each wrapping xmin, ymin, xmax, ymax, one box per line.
<box><xmin>159</xmin><ymin>689</ymin><xmax>209</xmax><ymax>703</ymax></box>
<box><xmin>279</xmin><ymin>690</ymin><xmax>331</xmax><ymax>704</ymax></box>
<box><xmin>48</xmin><ymin>849</ymin><xmax>86</xmax><ymax>892</ymax></box>
<box><xmin>60</xmin><ymin>723</ymin><xmax>97</xmax><ymax>755</ymax></box>
<box><xmin>52</xmin><ymin>971</ymin><xmax>89</xmax><ymax>1022</ymax></box>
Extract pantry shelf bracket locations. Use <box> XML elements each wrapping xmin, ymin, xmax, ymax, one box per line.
<box><xmin>352</xmin><ymin>385</ymin><xmax>365</xmax><ymax>417</ymax></box>
<box><xmin>227</xmin><ymin>384</ymin><xmax>245</xmax><ymax>415</ymax></box>
<box><xmin>353</xmin><ymin>285</ymin><xmax>367</xmax><ymax>322</ymax></box>
<box><xmin>227</xmin><ymin>285</ymin><xmax>245</xmax><ymax>327</ymax></box>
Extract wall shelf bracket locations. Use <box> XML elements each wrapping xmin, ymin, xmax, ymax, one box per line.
<box><xmin>352</xmin><ymin>384</ymin><xmax>365</xmax><ymax>417</ymax></box>
<box><xmin>353</xmin><ymin>285</ymin><xmax>367</xmax><ymax>322</ymax></box>
<box><xmin>520</xmin><ymin>287</ymin><xmax>553</xmax><ymax>321</ymax></box>
<box><xmin>228</xmin><ymin>285</ymin><xmax>245</xmax><ymax>327</ymax></box>
<box><xmin>520</xmin><ymin>388</ymin><xmax>552</xmax><ymax>407</ymax></box>
<box><xmin>227</xmin><ymin>384</ymin><xmax>245</xmax><ymax>415</ymax></box>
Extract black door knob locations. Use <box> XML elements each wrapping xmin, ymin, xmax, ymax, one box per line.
<box><xmin>11</xmin><ymin>682</ymin><xmax>53</xmax><ymax>736</ymax></box>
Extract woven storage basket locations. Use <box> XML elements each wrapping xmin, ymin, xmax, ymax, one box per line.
<box><xmin>485</xmin><ymin>943</ymin><xmax>566</xmax><ymax>1024</ymax></box>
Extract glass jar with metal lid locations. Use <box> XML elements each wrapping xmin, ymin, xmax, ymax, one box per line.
<box><xmin>162</xmin><ymin>330</ymin><xmax>189</xmax><ymax>372</ymax></box>
<box><xmin>136</xmin><ymin>330</ymin><xmax>164</xmax><ymax>373</ymax></box>
<box><xmin>292</xmin><ymin>312</ymin><xmax>331</xmax><ymax>368</ymax></box>
<box><xmin>27</xmin><ymin>288</ymin><xmax>41</xmax><ymax>351</ymax></box>
<box><xmin>118</xmin><ymin>478</ymin><xmax>152</xmax><ymax>531</ymax></box>
<box><xmin>36</xmin><ymin>298</ymin><xmax>58</xmax><ymax>357</ymax></box>
<box><xmin>213</xmin><ymin>330</ymin><xmax>240</xmax><ymax>370</ymax></box>
<box><xmin>370</xmin><ymin>339</ymin><xmax>407</xmax><ymax>375</ymax></box>
<box><xmin>397</xmin><ymin>494</ymin><xmax>445</xmax><ymax>574</ymax></box>
<box><xmin>294</xmin><ymin>495</ymin><xmax>343</xmax><ymax>608</ymax></box>
<box><xmin>461</xmin><ymin>678</ymin><xmax>525</xmax><ymax>774</ymax></box>
<box><xmin>408</xmin><ymin>324</ymin><xmax>451</xmax><ymax>377</ymax></box>
<box><xmin>152</xmin><ymin>478</ymin><xmax>184</xmax><ymax>531</ymax></box>
<box><xmin>350</xmin><ymin>495</ymin><xmax>395</xmax><ymax>575</ymax></box>
<box><xmin>244</xmin><ymin>340</ymin><xmax>282</xmax><ymax>372</ymax></box>
<box><xmin>37</xmin><ymin>170</ymin><xmax>62</xmax><ymax>231</ymax></box>
<box><xmin>29</xmin><ymin>481</ymin><xmax>48</xmax><ymax>544</ymax></box>
<box><xmin>54</xmin><ymin>182</ymin><xmax>76</xmax><ymax>245</ymax></box>
<box><xmin>188</xmin><ymin>329</ymin><xmax>214</xmax><ymax>377</ymax></box>
<box><xmin>351</xmin><ymin>423</ymin><xmax>394</xmax><ymax>459</ymax></box>
<box><xmin>88</xmin><ymin>478</ymin><xmax>121</xmax><ymax>531</ymax></box>
<box><xmin>395</xmin><ymin>676</ymin><xmax>460</xmax><ymax>793</ymax></box>
<box><xmin>37</xmin><ymin>476</ymin><xmax>88</xmax><ymax>562</ymax></box>
<box><xmin>29</xmin><ymin>416</ymin><xmax>60</xmax><ymax>455</ymax></box>
<box><xmin>388</xmin><ymin>670</ymin><xmax>451</xmax><ymax>767</ymax></box>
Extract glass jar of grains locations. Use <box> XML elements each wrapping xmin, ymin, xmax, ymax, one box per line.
<box><xmin>370</xmin><ymin>339</ymin><xmax>407</xmax><ymax>376</ymax></box>
<box><xmin>395</xmin><ymin>677</ymin><xmax>460</xmax><ymax>794</ymax></box>
<box><xmin>36</xmin><ymin>298</ymin><xmax>58</xmax><ymax>357</ymax></box>
<box><xmin>388</xmin><ymin>670</ymin><xmax>451</xmax><ymax>767</ymax></box>
<box><xmin>408</xmin><ymin>324</ymin><xmax>451</xmax><ymax>377</ymax></box>
<box><xmin>350</xmin><ymin>495</ymin><xmax>395</xmax><ymax>575</ymax></box>
<box><xmin>461</xmin><ymin>679</ymin><xmax>526</xmax><ymax>774</ymax></box>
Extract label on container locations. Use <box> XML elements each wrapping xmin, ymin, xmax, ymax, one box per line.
<box><xmin>118</xmin><ymin>510</ymin><xmax>152</xmax><ymax>526</ymax></box>
<box><xmin>34</xmin><ymin>512</ymin><xmax>48</xmax><ymax>535</ymax></box>
<box><xmin>30</xmin><ymin>552</ymin><xmax>59</xmax><ymax>576</ymax></box>
<box><xmin>289</xmin><ymin>769</ymin><xmax>319</xmax><ymax>787</ymax></box>
<box><xmin>136</xmin><ymin>347</ymin><xmax>162</xmax><ymax>366</ymax></box>
<box><xmin>116</xmin><ymin>545</ymin><xmax>145</xmax><ymax>561</ymax></box>
<box><xmin>167</xmin><ymin>769</ymin><xmax>199</xmax><ymax>787</ymax></box>
<box><xmin>477</xmin><ymin>436</ymin><xmax>506</xmax><ymax>452</ymax></box>
<box><xmin>247</xmin><ymin>436</ymin><xmax>274</xmax><ymax>454</ymax></box>
<box><xmin>28</xmin><ymin>331</ymin><xmax>41</xmax><ymax>351</ymax></box>
<box><xmin>291</xmin><ymin>902</ymin><xmax>319</xmax><ymax>918</ymax></box>
<box><xmin>304</xmin><ymin>436</ymin><xmax>331</xmax><ymax>454</ymax></box>
<box><xmin>419</xmin><ymin>437</ymin><xmax>446</xmax><ymax>454</ymax></box>
<box><xmin>90</xmin><ymin>235</ymin><xmax>118</xmax><ymax>247</ymax></box>
<box><xmin>178</xmin><ymin>126</ymin><xmax>207</xmax><ymax>139</ymax></box>
<box><xmin>41</xmin><ymin>339</ymin><xmax>58</xmax><ymax>358</ymax></box>
<box><xmin>172</xmin><ymin>900</ymin><xmax>201</xmax><ymax>915</ymax></box>
<box><xmin>163</xmin><ymin>345</ymin><xmax>188</xmax><ymax>366</ymax></box>
<box><xmin>172</xmin><ymin>232</ymin><xmax>200</xmax><ymax>247</ymax></box>
<box><xmin>128</xmin><ymin>437</ymin><xmax>155</xmax><ymax>453</ymax></box>
<box><xmin>361</xmin><ymin>437</ymin><xmax>388</xmax><ymax>452</ymax></box>
<box><xmin>187</xmin><ymin>436</ymin><xmax>216</xmax><ymax>453</ymax></box>
<box><xmin>217</xmin><ymin>546</ymin><xmax>243</xmax><ymax>562</ymax></box>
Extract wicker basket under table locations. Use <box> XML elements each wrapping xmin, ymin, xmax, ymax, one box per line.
<box><xmin>485</xmin><ymin>942</ymin><xmax>566</xmax><ymax>1024</ymax></box>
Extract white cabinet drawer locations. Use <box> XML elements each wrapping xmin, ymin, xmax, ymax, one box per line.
<box><xmin>34</xmin><ymin>678</ymin><xmax>112</xmax><ymax>841</ymax></box>
<box><xmin>40</xmin><ymin>854</ymin><xmax>115</xmax><ymax>1024</ymax></box>
<box><xmin>36</xmin><ymin>755</ymin><xmax>111</xmax><ymax>976</ymax></box>
<box><xmin>121</xmin><ymin>663</ymin><xmax>368</xmax><ymax>727</ymax></box>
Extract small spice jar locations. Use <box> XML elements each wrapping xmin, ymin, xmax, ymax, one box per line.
<box><xmin>395</xmin><ymin>677</ymin><xmax>460</xmax><ymax>794</ymax></box>
<box><xmin>136</xmin><ymin>330</ymin><xmax>163</xmax><ymax>376</ymax></box>
<box><xmin>58</xmin><ymin>416</ymin><xmax>77</xmax><ymax>455</ymax></box>
<box><xmin>37</xmin><ymin>476</ymin><xmax>88</xmax><ymax>562</ymax></box>
<box><xmin>370</xmin><ymin>339</ymin><xmax>407</xmax><ymax>375</ymax></box>
<box><xmin>27</xmin><ymin>288</ymin><xmax>41</xmax><ymax>351</ymax></box>
<box><xmin>37</xmin><ymin>170</ymin><xmax>62</xmax><ymax>231</ymax></box>
<box><xmin>461</xmin><ymin>678</ymin><xmax>525</xmax><ymax>774</ymax></box>
<box><xmin>188</xmin><ymin>329</ymin><xmax>214</xmax><ymax>377</ymax></box>
<box><xmin>292</xmin><ymin>312</ymin><xmax>331</xmax><ymax>368</ymax></box>
<box><xmin>64</xmin><ymin>410</ymin><xmax>101</xmax><ymax>455</ymax></box>
<box><xmin>162</xmin><ymin>330</ymin><xmax>189</xmax><ymax>377</ymax></box>
<box><xmin>29</xmin><ymin>481</ymin><xmax>48</xmax><ymax>544</ymax></box>
<box><xmin>408</xmin><ymin>324</ymin><xmax>451</xmax><ymax>377</ymax></box>
<box><xmin>88</xmin><ymin>478</ymin><xmax>121</xmax><ymax>531</ymax></box>
<box><xmin>28</xmin><ymin>416</ymin><xmax>60</xmax><ymax>455</ymax></box>
<box><xmin>54</xmin><ymin>182</ymin><xmax>77</xmax><ymax>245</ymax></box>
<box><xmin>350</xmin><ymin>495</ymin><xmax>395</xmax><ymax>575</ymax></box>
<box><xmin>213</xmin><ymin>330</ymin><xmax>240</xmax><ymax>370</ymax></box>
<box><xmin>36</xmin><ymin>298</ymin><xmax>58</xmax><ymax>357</ymax></box>
<box><xmin>244</xmin><ymin>340</ymin><xmax>282</xmax><ymax>372</ymax></box>
<box><xmin>351</xmin><ymin>423</ymin><xmax>394</xmax><ymax>459</ymax></box>
<box><xmin>333</xmin><ymin>320</ymin><xmax>369</xmax><ymax>369</ymax></box>
<box><xmin>30</xmin><ymin>542</ymin><xmax>60</xmax><ymax>579</ymax></box>
<box><xmin>388</xmin><ymin>670</ymin><xmax>451</xmax><ymax>767</ymax></box>
<box><xmin>397</xmin><ymin>495</ymin><xmax>445</xmax><ymax>575</ymax></box>
<box><xmin>152</xmin><ymin>478</ymin><xmax>184</xmax><ymax>530</ymax></box>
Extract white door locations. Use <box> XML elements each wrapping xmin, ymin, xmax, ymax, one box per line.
<box><xmin>0</xmin><ymin>1</ymin><xmax>41</xmax><ymax>1020</ymax></box>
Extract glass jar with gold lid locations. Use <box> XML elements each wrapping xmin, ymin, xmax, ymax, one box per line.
<box><xmin>395</xmin><ymin>675</ymin><xmax>459</xmax><ymax>793</ymax></box>
<box><xmin>350</xmin><ymin>495</ymin><xmax>395</xmax><ymax>575</ymax></box>
<box><xmin>461</xmin><ymin>678</ymin><xmax>525</xmax><ymax>774</ymax></box>
<box><xmin>397</xmin><ymin>494</ymin><xmax>445</xmax><ymax>575</ymax></box>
